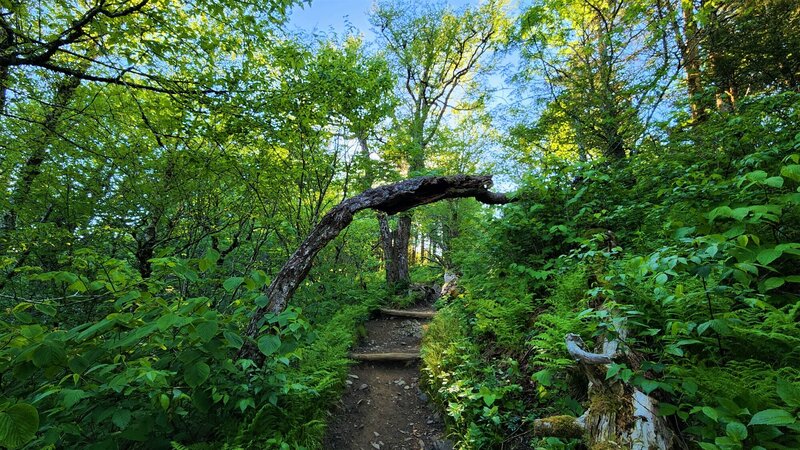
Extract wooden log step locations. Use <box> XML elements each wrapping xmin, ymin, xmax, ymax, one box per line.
<box><xmin>349</xmin><ymin>351</ymin><xmax>421</xmax><ymax>361</ymax></box>
<box><xmin>378</xmin><ymin>308</ymin><xmax>436</xmax><ymax>319</ymax></box>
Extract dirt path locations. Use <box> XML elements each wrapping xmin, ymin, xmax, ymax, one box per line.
<box><xmin>323</xmin><ymin>311</ymin><xmax>451</xmax><ymax>450</ymax></box>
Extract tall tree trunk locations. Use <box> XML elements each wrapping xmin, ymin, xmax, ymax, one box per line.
<box><xmin>378</xmin><ymin>213</ymin><xmax>399</xmax><ymax>285</ymax></box>
<box><xmin>2</xmin><ymin>73</ymin><xmax>82</xmax><ymax>231</ymax></box>
<box><xmin>238</xmin><ymin>175</ymin><xmax>513</xmax><ymax>364</ymax></box>
<box><xmin>134</xmin><ymin>217</ymin><xmax>159</xmax><ymax>279</ymax></box>
<box><xmin>378</xmin><ymin>213</ymin><xmax>412</xmax><ymax>290</ymax></box>
<box><xmin>410</xmin><ymin>230</ymin><xmax>417</xmax><ymax>265</ymax></box>
<box><xmin>419</xmin><ymin>233</ymin><xmax>425</xmax><ymax>264</ymax></box>
<box><xmin>682</xmin><ymin>0</ymin><xmax>705</xmax><ymax>122</ymax></box>
<box><xmin>705</xmin><ymin>2</ymin><xmax>737</xmax><ymax>113</ymax></box>
<box><xmin>380</xmin><ymin>214</ymin><xmax>413</xmax><ymax>288</ymax></box>
<box><xmin>394</xmin><ymin>214</ymin><xmax>411</xmax><ymax>285</ymax></box>
<box><xmin>356</xmin><ymin>133</ymin><xmax>412</xmax><ymax>288</ymax></box>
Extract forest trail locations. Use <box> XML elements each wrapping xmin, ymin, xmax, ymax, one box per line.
<box><xmin>323</xmin><ymin>306</ymin><xmax>451</xmax><ymax>450</ymax></box>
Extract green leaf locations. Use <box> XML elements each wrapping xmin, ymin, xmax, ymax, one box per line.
<box><xmin>726</xmin><ymin>421</ymin><xmax>748</xmax><ymax>441</ymax></box>
<box><xmin>156</xmin><ymin>313</ymin><xmax>178</xmax><ymax>331</ymax></box>
<box><xmin>115</xmin><ymin>290</ymin><xmax>141</xmax><ymax>307</ymax></box>
<box><xmin>763</xmin><ymin>277</ymin><xmax>785</xmax><ymax>291</ymax></box>
<box><xmin>698</xmin><ymin>320</ymin><xmax>713</xmax><ymax>336</ymax></box>
<box><xmin>746</xmin><ymin>170</ymin><xmax>768</xmax><ymax>181</ymax></box>
<box><xmin>683</xmin><ymin>380</ymin><xmax>698</xmax><ymax>395</ymax></box>
<box><xmin>199</xmin><ymin>248</ymin><xmax>220</xmax><ymax>271</ymax></box>
<box><xmin>708</xmin><ymin>206</ymin><xmax>733</xmax><ymax>222</ymax></box>
<box><xmin>640</xmin><ymin>379</ymin><xmax>660</xmax><ymax>395</ymax></box>
<box><xmin>658</xmin><ymin>402</ymin><xmax>678</xmax><ymax>416</ymax></box>
<box><xmin>532</xmin><ymin>369</ymin><xmax>553</xmax><ymax>387</ymax></box>
<box><xmin>731</xmin><ymin>208</ymin><xmax>750</xmax><ymax>221</ymax></box>
<box><xmin>159</xmin><ymin>394</ymin><xmax>170</xmax><ymax>411</ymax></box>
<box><xmin>195</xmin><ymin>320</ymin><xmax>218</xmax><ymax>342</ymax></box>
<box><xmin>238</xmin><ymin>397</ymin><xmax>255</xmax><ymax>413</ymax></box>
<box><xmin>748</xmin><ymin>409</ymin><xmax>796</xmax><ymax>426</ymax></box>
<box><xmin>76</xmin><ymin>318</ymin><xmax>115</xmax><ymax>341</ymax></box>
<box><xmin>112</xmin><ymin>409</ymin><xmax>132</xmax><ymax>429</ymax></box>
<box><xmin>68</xmin><ymin>355</ymin><xmax>90</xmax><ymax>374</ymax></box>
<box><xmin>32</xmin><ymin>341</ymin><xmax>67</xmax><ymax>368</ymax></box>
<box><xmin>764</xmin><ymin>176</ymin><xmax>784</xmax><ymax>188</ymax></box>
<box><xmin>223</xmin><ymin>276</ymin><xmax>244</xmax><ymax>292</ymax></box>
<box><xmin>702</xmin><ymin>406</ymin><xmax>719</xmax><ymax>421</ymax></box>
<box><xmin>113</xmin><ymin>323</ymin><xmax>158</xmax><ymax>349</ymax></box>
<box><xmin>0</xmin><ymin>403</ymin><xmax>39</xmax><ymax>449</ymax></box>
<box><xmin>34</xmin><ymin>303</ymin><xmax>56</xmax><ymax>317</ymax></box>
<box><xmin>184</xmin><ymin>361</ymin><xmax>211</xmax><ymax>388</ymax></box>
<box><xmin>254</xmin><ymin>295</ymin><xmax>270</xmax><ymax>308</ymax></box>
<box><xmin>257</xmin><ymin>335</ymin><xmax>281</xmax><ymax>356</ymax></box>
<box><xmin>606</xmin><ymin>363</ymin><xmax>623</xmax><ymax>380</ymax></box>
<box><xmin>62</xmin><ymin>389</ymin><xmax>88</xmax><ymax>409</ymax></box>
<box><xmin>777</xmin><ymin>378</ymin><xmax>800</xmax><ymax>407</ymax></box>
<box><xmin>250</xmin><ymin>270</ymin><xmax>268</xmax><ymax>287</ymax></box>
<box><xmin>781</xmin><ymin>164</ymin><xmax>800</xmax><ymax>182</ymax></box>
<box><xmin>714</xmin><ymin>436</ymin><xmax>738</xmax><ymax>447</ymax></box>
<box><xmin>223</xmin><ymin>331</ymin><xmax>244</xmax><ymax>349</ymax></box>
<box><xmin>698</xmin><ymin>443</ymin><xmax>720</xmax><ymax>450</ymax></box>
<box><xmin>757</xmin><ymin>248</ymin><xmax>783</xmax><ymax>265</ymax></box>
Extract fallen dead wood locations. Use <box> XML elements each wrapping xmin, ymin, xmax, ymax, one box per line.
<box><xmin>238</xmin><ymin>175</ymin><xmax>513</xmax><ymax>363</ymax></box>
<box><xmin>440</xmin><ymin>271</ymin><xmax>459</xmax><ymax>299</ymax></box>
<box><xmin>533</xmin><ymin>326</ymin><xmax>676</xmax><ymax>449</ymax></box>
<box><xmin>349</xmin><ymin>352</ymin><xmax>421</xmax><ymax>361</ymax></box>
<box><xmin>379</xmin><ymin>308</ymin><xmax>436</xmax><ymax>319</ymax></box>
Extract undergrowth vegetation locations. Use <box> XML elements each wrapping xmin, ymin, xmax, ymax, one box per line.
<box><xmin>421</xmin><ymin>92</ymin><xmax>800</xmax><ymax>449</ymax></box>
<box><xmin>2</xmin><ymin>0</ymin><xmax>799</xmax><ymax>448</ymax></box>
<box><xmin>1</xmin><ymin>244</ymin><xmax>383</xmax><ymax>449</ymax></box>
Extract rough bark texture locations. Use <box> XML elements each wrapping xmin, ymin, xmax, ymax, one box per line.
<box><xmin>394</xmin><ymin>214</ymin><xmax>411</xmax><ymax>285</ymax></box>
<box><xmin>440</xmin><ymin>272</ymin><xmax>459</xmax><ymax>299</ymax></box>
<box><xmin>238</xmin><ymin>175</ymin><xmax>513</xmax><ymax>362</ymax></box>
<box><xmin>378</xmin><ymin>212</ymin><xmax>411</xmax><ymax>288</ymax></box>
<box><xmin>378</xmin><ymin>213</ymin><xmax>399</xmax><ymax>284</ymax></box>
<box><xmin>534</xmin><ymin>325</ymin><xmax>676</xmax><ymax>449</ymax></box>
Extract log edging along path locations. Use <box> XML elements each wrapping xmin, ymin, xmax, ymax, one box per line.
<box><xmin>348</xmin><ymin>308</ymin><xmax>435</xmax><ymax>361</ymax></box>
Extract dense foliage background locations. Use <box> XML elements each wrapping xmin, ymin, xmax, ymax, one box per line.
<box><xmin>0</xmin><ymin>0</ymin><xmax>798</xmax><ymax>449</ymax></box>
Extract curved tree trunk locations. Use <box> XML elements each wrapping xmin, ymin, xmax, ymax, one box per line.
<box><xmin>238</xmin><ymin>175</ymin><xmax>513</xmax><ymax>363</ymax></box>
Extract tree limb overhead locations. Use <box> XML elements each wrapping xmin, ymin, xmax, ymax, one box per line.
<box><xmin>239</xmin><ymin>175</ymin><xmax>513</xmax><ymax>363</ymax></box>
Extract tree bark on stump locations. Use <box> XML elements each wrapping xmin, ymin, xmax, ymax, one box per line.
<box><xmin>533</xmin><ymin>331</ymin><xmax>676</xmax><ymax>449</ymax></box>
<box><xmin>238</xmin><ymin>175</ymin><xmax>513</xmax><ymax>363</ymax></box>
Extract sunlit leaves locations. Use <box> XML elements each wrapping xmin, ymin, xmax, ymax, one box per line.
<box><xmin>749</xmin><ymin>409</ymin><xmax>796</xmax><ymax>426</ymax></box>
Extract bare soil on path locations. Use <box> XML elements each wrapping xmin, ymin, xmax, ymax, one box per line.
<box><xmin>323</xmin><ymin>311</ymin><xmax>451</xmax><ymax>450</ymax></box>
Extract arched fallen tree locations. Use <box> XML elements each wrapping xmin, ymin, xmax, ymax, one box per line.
<box><xmin>238</xmin><ymin>175</ymin><xmax>513</xmax><ymax>362</ymax></box>
<box><xmin>236</xmin><ymin>176</ymin><xmax>679</xmax><ymax>447</ymax></box>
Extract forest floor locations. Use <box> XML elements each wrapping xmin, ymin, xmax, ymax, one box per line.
<box><xmin>323</xmin><ymin>304</ymin><xmax>451</xmax><ymax>450</ymax></box>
